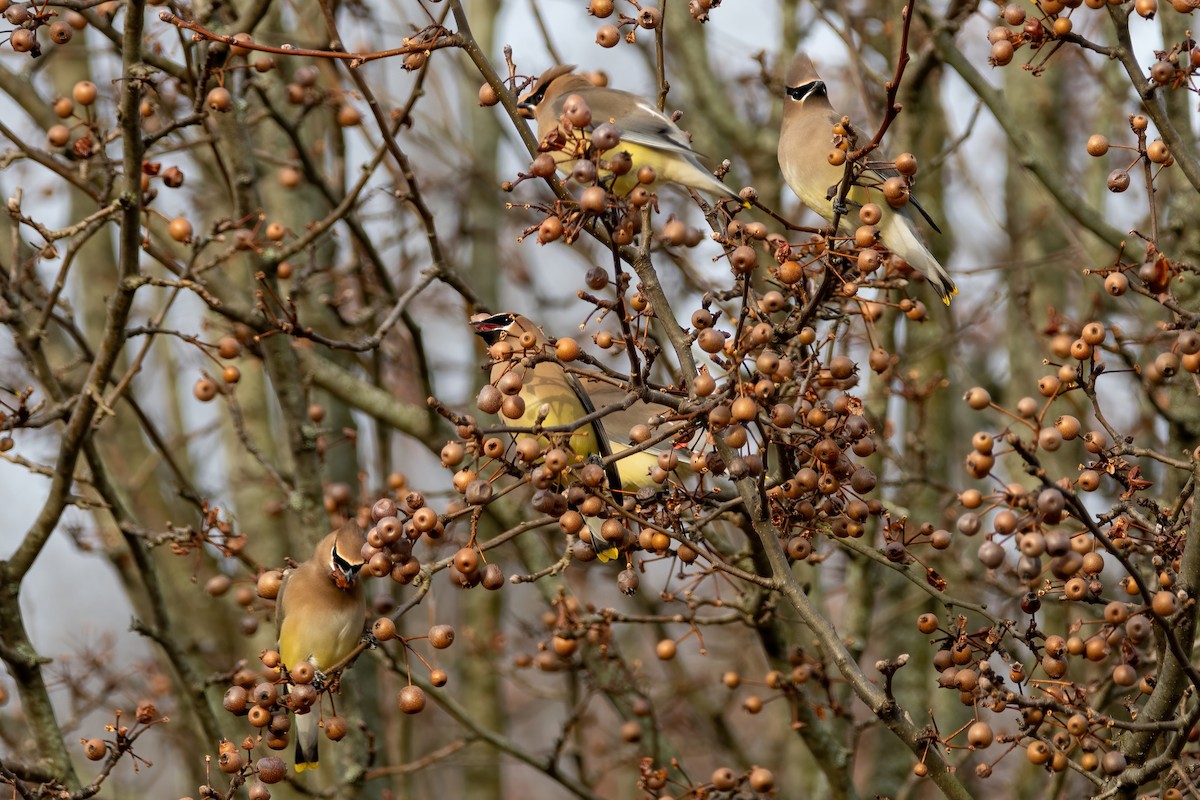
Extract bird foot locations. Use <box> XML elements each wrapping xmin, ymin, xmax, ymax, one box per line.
<box><xmin>831</xmin><ymin>198</ymin><xmax>849</xmax><ymax>217</ymax></box>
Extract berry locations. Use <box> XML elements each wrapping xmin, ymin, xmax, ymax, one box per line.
<box><xmin>168</xmin><ymin>216</ymin><xmax>193</xmax><ymax>243</ymax></box>
<box><xmin>193</xmin><ymin>377</ymin><xmax>217</xmax><ymax>402</ymax></box>
<box><xmin>73</xmin><ymin>81</ymin><xmax>97</xmax><ymax>105</ymax></box>
<box><xmin>595</xmin><ymin>25</ymin><xmax>619</xmax><ymax>47</ymax></box>
<box><xmin>207</xmin><ymin>87</ymin><xmax>233</xmax><ymax>112</ymax></box>
<box><xmin>84</xmin><ymin>738</ymin><xmax>106</xmax><ymax>760</ymax></box>
<box><xmin>429</xmin><ymin>624</ymin><xmax>455</xmax><ymax>649</ymax></box>
<box><xmin>398</xmin><ymin>685</ymin><xmax>426</xmax><ymax>714</ymax></box>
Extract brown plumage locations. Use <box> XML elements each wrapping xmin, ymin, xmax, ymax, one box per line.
<box><xmin>276</xmin><ymin>527</ymin><xmax>366</xmax><ymax>772</ymax></box>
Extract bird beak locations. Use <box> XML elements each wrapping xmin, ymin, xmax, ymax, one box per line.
<box><xmin>517</xmin><ymin>100</ymin><xmax>535</xmax><ymax>119</ymax></box>
<box><xmin>331</xmin><ymin>564</ymin><xmax>360</xmax><ymax>590</ymax></box>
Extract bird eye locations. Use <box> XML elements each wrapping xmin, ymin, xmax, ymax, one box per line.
<box><xmin>477</xmin><ymin>313</ymin><xmax>513</xmax><ymax>330</ymax></box>
<box><xmin>471</xmin><ymin>313</ymin><xmax>515</xmax><ymax>345</ymax></box>
<box><xmin>332</xmin><ymin>546</ymin><xmax>352</xmax><ymax>571</ymax></box>
<box><xmin>788</xmin><ymin>81</ymin><xmax>824</xmax><ymax>102</ymax></box>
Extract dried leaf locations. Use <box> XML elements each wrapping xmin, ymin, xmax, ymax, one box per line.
<box><xmin>926</xmin><ymin>568</ymin><xmax>947</xmax><ymax>592</ymax></box>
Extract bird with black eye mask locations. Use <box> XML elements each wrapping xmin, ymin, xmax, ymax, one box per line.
<box><xmin>275</xmin><ymin>527</ymin><xmax>366</xmax><ymax>772</ymax></box>
<box><xmin>778</xmin><ymin>53</ymin><xmax>956</xmax><ymax>304</ymax></box>
<box><xmin>471</xmin><ymin>312</ymin><xmax>711</xmax><ymax>563</ymax></box>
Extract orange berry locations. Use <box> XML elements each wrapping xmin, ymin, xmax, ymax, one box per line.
<box><xmin>73</xmin><ymin>81</ymin><xmax>97</xmax><ymax>105</ymax></box>
<box><xmin>168</xmin><ymin>216</ymin><xmax>193</xmax><ymax>243</ymax></box>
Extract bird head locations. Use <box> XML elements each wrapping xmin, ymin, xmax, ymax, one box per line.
<box><xmin>518</xmin><ymin>64</ymin><xmax>578</xmax><ymax>118</ymax></box>
<box><xmin>469</xmin><ymin>312</ymin><xmax>517</xmax><ymax>346</ymax></box>
<box><xmin>326</xmin><ymin>531</ymin><xmax>365</xmax><ymax>590</ymax></box>
<box><xmin>471</xmin><ymin>312</ymin><xmax>549</xmax><ymax>350</ymax></box>
<box><xmin>783</xmin><ymin>53</ymin><xmax>828</xmax><ymax>106</ymax></box>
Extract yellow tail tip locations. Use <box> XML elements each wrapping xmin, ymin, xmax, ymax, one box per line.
<box><xmin>596</xmin><ymin>547</ymin><xmax>619</xmax><ymax>562</ymax></box>
<box><xmin>295</xmin><ymin>761</ymin><xmax>318</xmax><ymax>773</ymax></box>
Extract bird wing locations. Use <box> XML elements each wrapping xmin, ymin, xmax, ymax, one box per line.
<box><xmin>615</xmin><ymin>106</ymin><xmax>705</xmax><ymax>158</ymax></box>
<box><xmin>859</xmin><ymin>162</ymin><xmax>943</xmax><ymax>234</ymax></box>
<box><xmin>908</xmin><ymin>196</ymin><xmax>943</xmax><ymax>235</ymax></box>
<box><xmin>783</xmin><ymin>122</ymin><xmax>943</xmax><ymax>235</ymax></box>
<box><xmin>570</xmin><ymin>88</ymin><xmax>703</xmax><ymax>158</ymax></box>
<box><xmin>565</xmin><ymin>372</ymin><xmax>623</xmax><ymax>492</ymax></box>
<box><xmin>579</xmin><ymin>378</ymin><xmax>695</xmax><ymax>489</ymax></box>
<box><xmin>562</xmin><ymin>373</ymin><xmax>623</xmax><ymax>562</ymax></box>
<box><xmin>274</xmin><ymin>566</ymin><xmax>293</xmax><ymax>643</ymax></box>
<box><xmin>516</xmin><ymin>360</ymin><xmax>604</xmax><ymax>459</ymax></box>
<box><xmin>581</xmin><ymin>380</ymin><xmax>674</xmax><ymax>447</ymax></box>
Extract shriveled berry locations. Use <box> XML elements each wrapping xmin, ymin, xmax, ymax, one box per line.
<box><xmin>257</xmin><ymin>756</ymin><xmax>286</xmax><ymax>783</ymax></box>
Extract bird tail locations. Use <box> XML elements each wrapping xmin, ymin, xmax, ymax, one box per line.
<box><xmin>293</xmin><ymin>709</ymin><xmax>319</xmax><ymax>772</ymax></box>
<box><xmin>883</xmin><ymin>214</ymin><xmax>957</xmax><ymax>305</ymax></box>
<box><xmin>584</xmin><ymin>517</ymin><xmax>619</xmax><ymax>562</ymax></box>
<box><xmin>649</xmin><ymin>147</ymin><xmax>746</xmax><ymax>207</ymax></box>
<box><xmin>698</xmin><ymin>171</ymin><xmax>749</xmax><ymax>208</ymax></box>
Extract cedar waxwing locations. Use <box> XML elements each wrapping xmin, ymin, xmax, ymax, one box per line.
<box><xmin>275</xmin><ymin>527</ymin><xmax>367</xmax><ymax>772</ymax></box>
<box><xmin>519</xmin><ymin>65</ymin><xmax>742</xmax><ymax>202</ymax></box>
<box><xmin>471</xmin><ymin>312</ymin><xmax>688</xmax><ymax>560</ymax></box>
<box><xmin>778</xmin><ymin>53</ymin><xmax>957</xmax><ymax>304</ymax></box>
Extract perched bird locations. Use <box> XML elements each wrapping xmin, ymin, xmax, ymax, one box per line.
<box><xmin>778</xmin><ymin>53</ymin><xmax>957</xmax><ymax>304</ymax></box>
<box><xmin>519</xmin><ymin>64</ymin><xmax>742</xmax><ymax>202</ymax></box>
<box><xmin>471</xmin><ymin>312</ymin><xmax>689</xmax><ymax>560</ymax></box>
<box><xmin>276</xmin><ymin>527</ymin><xmax>367</xmax><ymax>772</ymax></box>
